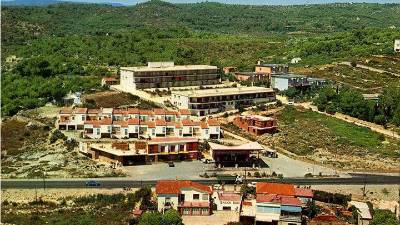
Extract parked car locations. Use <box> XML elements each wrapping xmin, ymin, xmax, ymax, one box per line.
<box><xmin>85</xmin><ymin>180</ymin><xmax>101</xmax><ymax>187</ymax></box>
<box><xmin>247</xmin><ymin>182</ymin><xmax>257</xmax><ymax>188</ymax></box>
<box><xmin>168</xmin><ymin>161</ymin><xmax>175</xmax><ymax>167</ymax></box>
<box><xmin>202</xmin><ymin>159</ymin><xmax>215</xmax><ymax>164</ymax></box>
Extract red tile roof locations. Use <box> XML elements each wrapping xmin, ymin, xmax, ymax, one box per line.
<box><xmin>128</xmin><ymin>108</ymin><xmax>139</xmax><ymax>114</ymax></box>
<box><xmin>295</xmin><ymin>188</ymin><xmax>313</xmax><ymax>198</ymax></box>
<box><xmin>113</xmin><ymin>109</ymin><xmax>128</xmax><ymax>115</ymax></box>
<box><xmin>74</xmin><ymin>108</ymin><xmax>87</xmax><ymax>114</ymax></box>
<box><xmin>182</xmin><ymin>119</ymin><xmax>195</xmax><ymax>126</ymax></box>
<box><xmin>200</xmin><ymin>122</ymin><xmax>209</xmax><ymax>129</ymax></box>
<box><xmin>281</xmin><ymin>196</ymin><xmax>302</xmax><ymax>206</ymax></box>
<box><xmin>166</xmin><ymin>122</ymin><xmax>176</xmax><ymax>127</ymax></box>
<box><xmin>256</xmin><ymin>182</ymin><xmax>295</xmax><ymax>196</ymax></box>
<box><xmin>179</xmin><ymin>109</ymin><xmax>191</xmax><ymax>115</ymax></box>
<box><xmin>165</xmin><ymin>110</ymin><xmax>177</xmax><ymax>115</ymax></box>
<box><xmin>59</xmin><ymin>108</ymin><xmax>73</xmax><ymax>114</ymax></box>
<box><xmin>153</xmin><ymin>108</ymin><xmax>166</xmax><ymax>115</ymax></box>
<box><xmin>156</xmin><ymin>180</ymin><xmax>212</xmax><ymax>195</ymax></box>
<box><xmin>127</xmin><ymin>118</ymin><xmax>140</xmax><ymax>125</ymax></box>
<box><xmin>142</xmin><ymin>121</ymin><xmax>155</xmax><ymax>128</ymax></box>
<box><xmin>256</xmin><ymin>194</ymin><xmax>281</xmax><ymax>203</ymax></box>
<box><xmin>155</xmin><ymin>119</ymin><xmax>167</xmax><ymax>126</ymax></box>
<box><xmin>207</xmin><ymin>119</ymin><xmax>219</xmax><ymax>126</ymax></box>
<box><xmin>84</xmin><ymin>118</ymin><xmax>112</xmax><ymax>127</ymax></box>
<box><xmin>113</xmin><ymin>120</ymin><xmax>128</xmax><ymax>127</ymax></box>
<box><xmin>139</xmin><ymin>110</ymin><xmax>154</xmax><ymax>116</ymax></box>
<box><xmin>87</xmin><ymin>109</ymin><xmax>100</xmax><ymax>114</ymax></box>
<box><xmin>218</xmin><ymin>192</ymin><xmax>241</xmax><ymax>202</ymax></box>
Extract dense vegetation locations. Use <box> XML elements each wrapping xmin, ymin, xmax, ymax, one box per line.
<box><xmin>314</xmin><ymin>86</ymin><xmax>400</xmax><ymax>126</ymax></box>
<box><xmin>1</xmin><ymin>1</ymin><xmax>400</xmax><ymax>116</ymax></box>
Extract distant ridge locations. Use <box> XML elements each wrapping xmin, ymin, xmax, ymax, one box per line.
<box><xmin>1</xmin><ymin>0</ymin><xmax>126</xmax><ymax>6</ymax></box>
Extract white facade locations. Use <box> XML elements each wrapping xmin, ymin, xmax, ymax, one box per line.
<box><xmin>212</xmin><ymin>192</ymin><xmax>241</xmax><ymax>211</ymax></box>
<box><xmin>395</xmin><ymin>39</ymin><xmax>400</xmax><ymax>52</ymax></box>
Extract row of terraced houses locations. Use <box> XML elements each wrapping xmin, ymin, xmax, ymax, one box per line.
<box><xmin>154</xmin><ymin>180</ymin><xmax>313</xmax><ymax>225</ymax></box>
<box><xmin>57</xmin><ymin>107</ymin><xmax>220</xmax><ymax>165</ymax></box>
<box><xmin>58</xmin><ymin>107</ymin><xmax>220</xmax><ymax>140</ymax></box>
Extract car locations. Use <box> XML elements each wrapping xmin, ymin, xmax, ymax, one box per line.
<box><xmin>288</xmin><ymin>101</ymin><xmax>295</xmax><ymax>105</ymax></box>
<box><xmin>247</xmin><ymin>182</ymin><xmax>257</xmax><ymax>188</ymax></box>
<box><xmin>168</xmin><ymin>161</ymin><xmax>175</xmax><ymax>167</ymax></box>
<box><xmin>85</xmin><ymin>180</ymin><xmax>101</xmax><ymax>187</ymax></box>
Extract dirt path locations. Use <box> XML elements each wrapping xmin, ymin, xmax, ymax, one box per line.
<box><xmin>295</xmin><ymin>101</ymin><xmax>400</xmax><ymax>139</ymax></box>
<box><xmin>340</xmin><ymin>61</ymin><xmax>400</xmax><ymax>77</ymax></box>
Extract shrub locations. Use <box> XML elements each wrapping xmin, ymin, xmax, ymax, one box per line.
<box><xmin>49</xmin><ymin>129</ymin><xmax>66</xmax><ymax>143</ymax></box>
<box><xmin>261</xmin><ymin>172</ymin><xmax>267</xmax><ymax>177</ymax></box>
<box><xmin>254</xmin><ymin>172</ymin><xmax>261</xmax><ymax>178</ymax></box>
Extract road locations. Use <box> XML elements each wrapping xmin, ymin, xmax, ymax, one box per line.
<box><xmin>2</xmin><ymin>175</ymin><xmax>400</xmax><ymax>189</ymax></box>
<box><xmin>340</xmin><ymin>61</ymin><xmax>400</xmax><ymax>77</ymax></box>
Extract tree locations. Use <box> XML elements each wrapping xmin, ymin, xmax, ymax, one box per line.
<box><xmin>371</xmin><ymin>209</ymin><xmax>398</xmax><ymax>225</ymax></box>
<box><xmin>162</xmin><ymin>209</ymin><xmax>183</xmax><ymax>225</ymax></box>
<box><xmin>139</xmin><ymin>212</ymin><xmax>163</xmax><ymax>225</ymax></box>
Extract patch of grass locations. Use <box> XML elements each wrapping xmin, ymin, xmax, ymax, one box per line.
<box><xmin>277</xmin><ymin>107</ymin><xmax>400</xmax><ymax>158</ymax></box>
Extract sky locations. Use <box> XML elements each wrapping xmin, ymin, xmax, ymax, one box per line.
<box><xmin>51</xmin><ymin>0</ymin><xmax>400</xmax><ymax>5</ymax></box>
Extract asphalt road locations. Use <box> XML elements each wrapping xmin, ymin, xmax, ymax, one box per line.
<box><xmin>2</xmin><ymin>175</ymin><xmax>399</xmax><ymax>189</ymax></box>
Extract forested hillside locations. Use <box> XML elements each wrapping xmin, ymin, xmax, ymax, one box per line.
<box><xmin>1</xmin><ymin>1</ymin><xmax>400</xmax><ymax>116</ymax></box>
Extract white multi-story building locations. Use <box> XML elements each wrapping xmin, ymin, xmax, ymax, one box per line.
<box><xmin>119</xmin><ymin>62</ymin><xmax>220</xmax><ymax>91</ymax></box>
<box><xmin>271</xmin><ymin>74</ymin><xmax>310</xmax><ymax>91</ymax></box>
<box><xmin>171</xmin><ymin>86</ymin><xmax>276</xmax><ymax>116</ymax></box>
<box><xmin>57</xmin><ymin>108</ymin><xmax>220</xmax><ymax>140</ymax></box>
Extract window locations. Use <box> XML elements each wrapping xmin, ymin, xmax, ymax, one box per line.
<box><xmin>205</xmin><ymin>129</ymin><xmax>209</xmax><ymax>135</ymax></box>
<box><xmin>124</xmin><ymin>129</ymin><xmax>128</xmax><ymax>135</ymax></box>
<box><xmin>135</xmin><ymin>126</ymin><xmax>139</xmax><ymax>133</ymax></box>
<box><xmin>162</xmin><ymin>127</ymin><xmax>166</xmax><ymax>133</ymax></box>
<box><xmin>152</xmin><ymin>129</ymin><xmax>155</xmax><ymax>136</ymax></box>
<box><xmin>202</xmin><ymin>194</ymin><xmax>208</xmax><ymax>200</ymax></box>
<box><xmin>179</xmin><ymin>129</ymin><xmax>182</xmax><ymax>136</ymax></box>
<box><xmin>107</xmin><ymin>126</ymin><xmax>111</xmax><ymax>133</ymax></box>
<box><xmin>81</xmin><ymin>115</ymin><xmax>85</xmax><ymax>120</ymax></box>
<box><xmin>193</xmin><ymin>194</ymin><xmax>199</xmax><ymax>200</ymax></box>
<box><xmin>96</xmin><ymin>129</ymin><xmax>100</xmax><ymax>135</ymax></box>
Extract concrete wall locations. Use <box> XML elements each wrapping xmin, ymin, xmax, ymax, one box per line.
<box><xmin>120</xmin><ymin>70</ymin><xmax>136</xmax><ymax>90</ymax></box>
<box><xmin>271</xmin><ymin>77</ymin><xmax>289</xmax><ymax>91</ymax></box>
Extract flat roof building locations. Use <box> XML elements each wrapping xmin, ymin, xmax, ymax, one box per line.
<box><xmin>171</xmin><ymin>86</ymin><xmax>276</xmax><ymax>116</ymax></box>
<box><xmin>271</xmin><ymin>73</ymin><xmax>310</xmax><ymax>91</ymax></box>
<box><xmin>233</xmin><ymin>115</ymin><xmax>277</xmax><ymax>136</ymax></box>
<box><xmin>255</xmin><ymin>61</ymin><xmax>289</xmax><ymax>75</ymax></box>
<box><xmin>119</xmin><ymin>62</ymin><xmax>220</xmax><ymax>90</ymax></box>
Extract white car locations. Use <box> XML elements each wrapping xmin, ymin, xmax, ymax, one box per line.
<box><xmin>247</xmin><ymin>182</ymin><xmax>257</xmax><ymax>188</ymax></box>
<box><xmin>288</xmin><ymin>101</ymin><xmax>294</xmax><ymax>105</ymax></box>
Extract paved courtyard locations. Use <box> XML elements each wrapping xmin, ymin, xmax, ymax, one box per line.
<box><xmin>123</xmin><ymin>161</ymin><xmax>214</xmax><ymax>180</ymax></box>
<box><xmin>183</xmin><ymin>211</ymin><xmax>239</xmax><ymax>225</ymax></box>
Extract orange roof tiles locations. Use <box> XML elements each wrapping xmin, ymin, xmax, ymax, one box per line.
<box><xmin>256</xmin><ymin>194</ymin><xmax>281</xmax><ymax>203</ymax></box>
<box><xmin>102</xmin><ymin>77</ymin><xmax>117</xmax><ymax>81</ymax></box>
<box><xmin>200</xmin><ymin>122</ymin><xmax>209</xmax><ymax>129</ymax></box>
<box><xmin>153</xmin><ymin>108</ymin><xmax>166</xmax><ymax>115</ymax></box>
<box><xmin>87</xmin><ymin>109</ymin><xmax>100</xmax><ymax>114</ymax></box>
<box><xmin>59</xmin><ymin>108</ymin><xmax>73</xmax><ymax>114</ymax></box>
<box><xmin>281</xmin><ymin>196</ymin><xmax>302</xmax><ymax>206</ymax></box>
<box><xmin>113</xmin><ymin>120</ymin><xmax>128</xmax><ymax>127</ymax></box>
<box><xmin>295</xmin><ymin>188</ymin><xmax>313</xmax><ymax>198</ymax></box>
<box><xmin>256</xmin><ymin>182</ymin><xmax>295</xmax><ymax>196</ymax></box>
<box><xmin>142</xmin><ymin>121</ymin><xmax>155</xmax><ymax>128</ymax></box>
<box><xmin>127</xmin><ymin>118</ymin><xmax>140</xmax><ymax>125</ymax></box>
<box><xmin>156</xmin><ymin>180</ymin><xmax>212</xmax><ymax>195</ymax></box>
<box><xmin>218</xmin><ymin>192</ymin><xmax>241</xmax><ymax>202</ymax></box>
<box><xmin>165</xmin><ymin>110</ymin><xmax>177</xmax><ymax>115</ymax></box>
<box><xmin>207</xmin><ymin>119</ymin><xmax>219</xmax><ymax>126</ymax></box>
<box><xmin>113</xmin><ymin>109</ymin><xmax>128</xmax><ymax>115</ymax></box>
<box><xmin>84</xmin><ymin>118</ymin><xmax>112</xmax><ymax>127</ymax></box>
<box><xmin>182</xmin><ymin>119</ymin><xmax>195</xmax><ymax>126</ymax></box>
<box><xmin>128</xmin><ymin>108</ymin><xmax>139</xmax><ymax>114</ymax></box>
<box><xmin>179</xmin><ymin>109</ymin><xmax>191</xmax><ymax>115</ymax></box>
<box><xmin>74</xmin><ymin>108</ymin><xmax>87</xmax><ymax>114</ymax></box>
<box><xmin>139</xmin><ymin>109</ymin><xmax>154</xmax><ymax>116</ymax></box>
<box><xmin>155</xmin><ymin>119</ymin><xmax>167</xmax><ymax>126</ymax></box>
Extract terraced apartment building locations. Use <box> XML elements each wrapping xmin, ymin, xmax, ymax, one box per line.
<box><xmin>58</xmin><ymin>107</ymin><xmax>220</xmax><ymax>140</ymax></box>
<box><xmin>171</xmin><ymin>86</ymin><xmax>276</xmax><ymax>116</ymax></box>
<box><xmin>120</xmin><ymin>62</ymin><xmax>220</xmax><ymax>90</ymax></box>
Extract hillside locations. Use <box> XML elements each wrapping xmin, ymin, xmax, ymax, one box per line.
<box><xmin>1</xmin><ymin>1</ymin><xmax>400</xmax><ymax>117</ymax></box>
